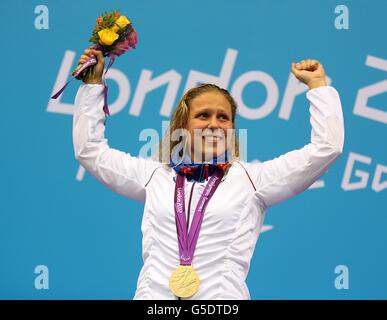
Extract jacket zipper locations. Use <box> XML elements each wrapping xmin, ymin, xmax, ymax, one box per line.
<box><xmin>187</xmin><ymin>182</ymin><xmax>196</xmax><ymax>231</ymax></box>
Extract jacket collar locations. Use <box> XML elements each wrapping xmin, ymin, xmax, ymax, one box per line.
<box><xmin>170</xmin><ymin>150</ymin><xmax>229</xmax><ymax>182</ymax></box>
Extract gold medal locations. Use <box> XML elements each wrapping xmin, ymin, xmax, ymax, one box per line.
<box><xmin>169</xmin><ymin>264</ymin><xmax>200</xmax><ymax>298</ymax></box>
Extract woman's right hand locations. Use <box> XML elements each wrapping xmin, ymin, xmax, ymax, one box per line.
<box><xmin>77</xmin><ymin>46</ymin><xmax>105</xmax><ymax>84</ymax></box>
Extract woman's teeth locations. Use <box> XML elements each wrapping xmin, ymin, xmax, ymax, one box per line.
<box><xmin>203</xmin><ymin>136</ymin><xmax>222</xmax><ymax>143</ymax></box>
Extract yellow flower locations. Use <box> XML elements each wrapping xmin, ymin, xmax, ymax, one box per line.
<box><xmin>115</xmin><ymin>15</ymin><xmax>130</xmax><ymax>29</ymax></box>
<box><xmin>98</xmin><ymin>28</ymin><xmax>119</xmax><ymax>46</ymax></box>
<box><xmin>111</xmin><ymin>24</ymin><xmax>119</xmax><ymax>33</ymax></box>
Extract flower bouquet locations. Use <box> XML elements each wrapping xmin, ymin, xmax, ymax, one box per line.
<box><xmin>51</xmin><ymin>9</ymin><xmax>138</xmax><ymax>116</ymax></box>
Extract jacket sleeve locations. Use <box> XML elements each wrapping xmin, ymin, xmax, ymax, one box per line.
<box><xmin>251</xmin><ymin>86</ymin><xmax>345</xmax><ymax>209</ymax></box>
<box><xmin>72</xmin><ymin>83</ymin><xmax>160</xmax><ymax>202</ymax></box>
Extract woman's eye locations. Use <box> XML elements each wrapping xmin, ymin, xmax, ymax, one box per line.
<box><xmin>198</xmin><ymin>113</ymin><xmax>208</xmax><ymax>118</ymax></box>
<box><xmin>218</xmin><ymin>114</ymin><xmax>229</xmax><ymax>120</ymax></box>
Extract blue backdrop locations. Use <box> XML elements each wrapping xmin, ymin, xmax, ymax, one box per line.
<box><xmin>1</xmin><ymin>0</ymin><xmax>386</xmax><ymax>299</ymax></box>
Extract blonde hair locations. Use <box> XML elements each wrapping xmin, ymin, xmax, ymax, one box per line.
<box><xmin>157</xmin><ymin>83</ymin><xmax>240</xmax><ymax>164</ymax></box>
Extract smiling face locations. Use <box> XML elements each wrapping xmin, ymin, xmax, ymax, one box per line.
<box><xmin>186</xmin><ymin>91</ymin><xmax>234</xmax><ymax>162</ymax></box>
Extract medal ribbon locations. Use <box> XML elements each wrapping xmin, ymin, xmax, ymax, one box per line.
<box><xmin>174</xmin><ymin>168</ymin><xmax>224</xmax><ymax>266</ymax></box>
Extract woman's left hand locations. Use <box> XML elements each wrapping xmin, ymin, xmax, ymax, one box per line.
<box><xmin>291</xmin><ymin>59</ymin><xmax>327</xmax><ymax>89</ymax></box>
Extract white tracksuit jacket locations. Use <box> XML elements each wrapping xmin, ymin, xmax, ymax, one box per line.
<box><xmin>73</xmin><ymin>84</ymin><xmax>345</xmax><ymax>300</ymax></box>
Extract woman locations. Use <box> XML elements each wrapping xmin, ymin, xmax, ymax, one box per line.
<box><xmin>73</xmin><ymin>48</ymin><xmax>344</xmax><ymax>299</ymax></box>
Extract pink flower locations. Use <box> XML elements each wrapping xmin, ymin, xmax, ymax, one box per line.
<box><xmin>128</xmin><ymin>29</ymin><xmax>138</xmax><ymax>48</ymax></box>
<box><xmin>111</xmin><ymin>29</ymin><xmax>138</xmax><ymax>56</ymax></box>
